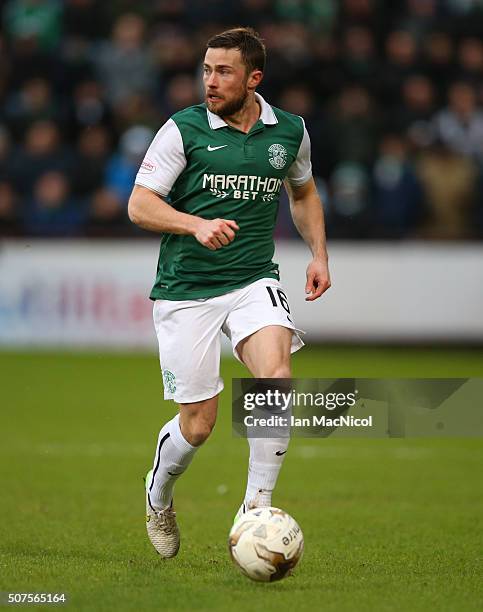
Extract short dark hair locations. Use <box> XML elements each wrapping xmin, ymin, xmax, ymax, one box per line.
<box><xmin>207</xmin><ymin>27</ymin><xmax>266</xmax><ymax>73</ymax></box>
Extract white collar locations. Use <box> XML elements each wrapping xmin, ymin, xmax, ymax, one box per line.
<box><xmin>206</xmin><ymin>92</ymin><xmax>278</xmax><ymax>129</ymax></box>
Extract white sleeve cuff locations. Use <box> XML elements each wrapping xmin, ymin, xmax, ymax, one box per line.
<box><xmin>286</xmin><ymin>118</ymin><xmax>312</xmax><ymax>186</ymax></box>
<box><xmin>134</xmin><ymin>179</ymin><xmax>171</xmax><ymax>198</ymax></box>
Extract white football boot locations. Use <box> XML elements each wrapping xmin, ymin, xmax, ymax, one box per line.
<box><xmin>233</xmin><ymin>489</ymin><xmax>272</xmax><ymax>524</ymax></box>
<box><xmin>145</xmin><ymin>469</ymin><xmax>180</xmax><ymax>558</ymax></box>
<box><xmin>234</xmin><ymin>501</ymin><xmax>248</xmax><ymax>524</ymax></box>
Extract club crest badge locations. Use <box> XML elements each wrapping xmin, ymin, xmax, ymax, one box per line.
<box><xmin>268</xmin><ymin>143</ymin><xmax>288</xmax><ymax>169</ymax></box>
<box><xmin>162</xmin><ymin>369</ymin><xmax>177</xmax><ymax>394</ymax></box>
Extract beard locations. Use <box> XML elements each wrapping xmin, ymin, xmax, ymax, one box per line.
<box><xmin>206</xmin><ymin>87</ymin><xmax>248</xmax><ymax>118</ymax></box>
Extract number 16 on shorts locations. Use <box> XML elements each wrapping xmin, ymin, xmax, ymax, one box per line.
<box><xmin>266</xmin><ymin>286</ymin><xmax>293</xmax><ymax>324</ymax></box>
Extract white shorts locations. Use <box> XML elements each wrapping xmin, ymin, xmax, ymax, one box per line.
<box><xmin>153</xmin><ymin>277</ymin><xmax>305</xmax><ymax>403</ymax></box>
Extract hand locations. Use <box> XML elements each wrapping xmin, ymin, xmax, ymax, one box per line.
<box><xmin>193</xmin><ymin>218</ymin><xmax>239</xmax><ymax>250</ymax></box>
<box><xmin>305</xmin><ymin>258</ymin><xmax>331</xmax><ymax>301</ymax></box>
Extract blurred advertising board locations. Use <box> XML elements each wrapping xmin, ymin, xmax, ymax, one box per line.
<box><xmin>0</xmin><ymin>240</ymin><xmax>482</xmax><ymax>348</ymax></box>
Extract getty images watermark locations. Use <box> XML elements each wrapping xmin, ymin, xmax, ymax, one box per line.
<box><xmin>232</xmin><ymin>378</ymin><xmax>483</xmax><ymax>438</ymax></box>
<box><xmin>243</xmin><ymin>387</ymin><xmax>371</xmax><ymax>429</ymax></box>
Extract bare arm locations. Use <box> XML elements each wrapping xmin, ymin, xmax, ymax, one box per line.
<box><xmin>128</xmin><ymin>185</ymin><xmax>239</xmax><ymax>251</ymax></box>
<box><xmin>285</xmin><ymin>178</ymin><xmax>331</xmax><ymax>301</ymax></box>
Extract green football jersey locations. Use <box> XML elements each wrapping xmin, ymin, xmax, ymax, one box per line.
<box><xmin>135</xmin><ymin>93</ymin><xmax>312</xmax><ymax>300</ymax></box>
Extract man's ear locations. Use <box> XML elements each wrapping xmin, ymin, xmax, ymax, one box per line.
<box><xmin>248</xmin><ymin>69</ymin><xmax>263</xmax><ymax>90</ymax></box>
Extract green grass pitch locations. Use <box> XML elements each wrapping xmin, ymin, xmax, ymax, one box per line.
<box><xmin>1</xmin><ymin>347</ymin><xmax>482</xmax><ymax>611</ymax></box>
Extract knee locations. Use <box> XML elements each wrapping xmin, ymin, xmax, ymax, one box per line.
<box><xmin>181</xmin><ymin>416</ymin><xmax>215</xmax><ymax>446</ymax></box>
<box><xmin>258</xmin><ymin>364</ymin><xmax>291</xmax><ymax>378</ymax></box>
<box><xmin>179</xmin><ymin>396</ymin><xmax>218</xmax><ymax>446</ymax></box>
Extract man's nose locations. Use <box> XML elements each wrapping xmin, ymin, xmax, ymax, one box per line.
<box><xmin>206</xmin><ymin>72</ymin><xmax>218</xmax><ymax>88</ymax></box>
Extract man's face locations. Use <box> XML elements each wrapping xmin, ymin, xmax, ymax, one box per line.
<box><xmin>203</xmin><ymin>47</ymin><xmax>254</xmax><ymax>117</ymax></box>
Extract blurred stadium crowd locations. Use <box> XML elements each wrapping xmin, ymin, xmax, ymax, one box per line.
<box><xmin>0</xmin><ymin>0</ymin><xmax>483</xmax><ymax>240</ymax></box>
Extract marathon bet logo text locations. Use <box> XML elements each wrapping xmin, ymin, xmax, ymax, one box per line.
<box><xmin>202</xmin><ymin>174</ymin><xmax>283</xmax><ymax>201</ymax></box>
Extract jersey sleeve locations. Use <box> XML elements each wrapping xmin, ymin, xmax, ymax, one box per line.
<box><xmin>286</xmin><ymin>119</ymin><xmax>312</xmax><ymax>186</ymax></box>
<box><xmin>134</xmin><ymin>118</ymin><xmax>187</xmax><ymax>197</ymax></box>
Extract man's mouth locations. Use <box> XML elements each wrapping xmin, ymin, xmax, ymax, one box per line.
<box><xmin>207</xmin><ymin>94</ymin><xmax>223</xmax><ymax>102</ymax></box>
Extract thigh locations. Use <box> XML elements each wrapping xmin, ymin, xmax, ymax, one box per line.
<box><xmin>223</xmin><ymin>278</ymin><xmax>305</xmax><ymax>365</ymax></box>
<box><xmin>237</xmin><ymin>324</ymin><xmax>293</xmax><ymax>378</ymax></box>
<box><xmin>153</xmin><ymin>298</ymin><xmax>225</xmax><ymax>404</ymax></box>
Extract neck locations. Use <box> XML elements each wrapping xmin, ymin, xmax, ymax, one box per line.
<box><xmin>223</xmin><ymin>92</ymin><xmax>261</xmax><ymax>133</ymax></box>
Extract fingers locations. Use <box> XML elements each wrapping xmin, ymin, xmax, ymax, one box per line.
<box><xmin>222</xmin><ymin>219</ymin><xmax>240</xmax><ymax>231</ymax></box>
<box><xmin>219</xmin><ymin>225</ymin><xmax>235</xmax><ymax>242</ymax></box>
<box><xmin>305</xmin><ymin>270</ymin><xmax>316</xmax><ymax>299</ymax></box>
<box><xmin>213</xmin><ymin>219</ymin><xmax>236</xmax><ymax>247</ymax></box>
<box><xmin>305</xmin><ymin>285</ymin><xmax>324</xmax><ymax>301</ymax></box>
<box><xmin>217</xmin><ymin>219</ymin><xmax>238</xmax><ymax>244</ymax></box>
<box><xmin>215</xmin><ymin>232</ymin><xmax>230</xmax><ymax>247</ymax></box>
<box><xmin>196</xmin><ymin>218</ymin><xmax>239</xmax><ymax>250</ymax></box>
<box><xmin>305</xmin><ymin>279</ymin><xmax>314</xmax><ymax>295</ymax></box>
<box><xmin>212</xmin><ymin>236</ymin><xmax>225</xmax><ymax>249</ymax></box>
<box><xmin>305</xmin><ymin>274</ymin><xmax>331</xmax><ymax>301</ymax></box>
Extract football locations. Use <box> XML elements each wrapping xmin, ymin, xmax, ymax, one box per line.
<box><xmin>228</xmin><ymin>507</ymin><xmax>304</xmax><ymax>582</ymax></box>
